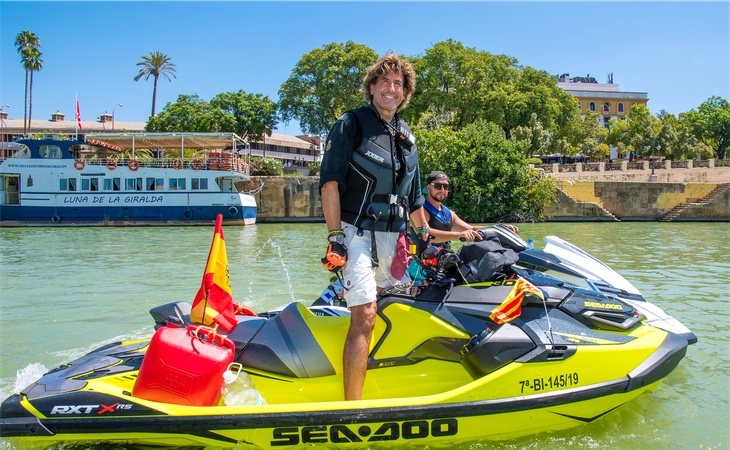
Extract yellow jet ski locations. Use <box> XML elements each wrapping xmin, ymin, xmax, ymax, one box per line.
<box><xmin>0</xmin><ymin>226</ymin><xmax>690</xmax><ymax>448</ymax></box>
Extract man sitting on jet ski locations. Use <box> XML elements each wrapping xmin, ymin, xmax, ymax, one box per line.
<box><xmin>422</xmin><ymin>170</ymin><xmax>519</xmax><ymax>247</ymax></box>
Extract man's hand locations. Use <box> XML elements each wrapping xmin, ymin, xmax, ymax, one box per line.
<box><xmin>459</xmin><ymin>229</ymin><xmax>483</xmax><ymax>242</ymax></box>
<box><xmin>322</xmin><ymin>231</ymin><xmax>347</xmax><ymax>273</ymax></box>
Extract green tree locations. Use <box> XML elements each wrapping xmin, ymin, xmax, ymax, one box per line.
<box><xmin>15</xmin><ymin>30</ymin><xmax>40</xmax><ymax>135</ymax></box>
<box><xmin>407</xmin><ymin>40</ymin><xmax>518</xmax><ymax>129</ymax></box>
<box><xmin>210</xmin><ymin>91</ymin><xmax>278</xmax><ymax>142</ymax></box>
<box><xmin>249</xmin><ymin>156</ymin><xmax>283</xmax><ymax>176</ymax></box>
<box><xmin>681</xmin><ymin>96</ymin><xmax>730</xmax><ymax>160</ymax></box>
<box><xmin>417</xmin><ymin>121</ymin><xmax>556</xmax><ymax>222</ymax></box>
<box><xmin>134</xmin><ymin>51</ymin><xmax>177</xmax><ymax>118</ymax></box>
<box><xmin>278</xmin><ymin>41</ymin><xmax>378</xmax><ymax>135</ymax></box>
<box><xmin>406</xmin><ymin>40</ymin><xmax>578</xmax><ymax>140</ymax></box>
<box><xmin>511</xmin><ymin>112</ymin><xmax>552</xmax><ymax>157</ymax></box>
<box><xmin>21</xmin><ymin>46</ymin><xmax>42</xmax><ymax>136</ymax></box>
<box><xmin>622</xmin><ymin>105</ymin><xmax>659</xmax><ymax>158</ymax></box>
<box><xmin>146</xmin><ymin>94</ymin><xmax>236</xmax><ymax>132</ymax></box>
<box><xmin>562</xmin><ymin>112</ymin><xmax>608</xmax><ymax>159</ymax></box>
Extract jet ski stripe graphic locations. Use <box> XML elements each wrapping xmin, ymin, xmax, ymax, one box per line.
<box><xmin>551</xmin><ymin>403</ymin><xmax>625</xmax><ymax>423</ymax></box>
<box><xmin>29</xmin><ymin>378</ymin><xmax>630</xmax><ymax>436</ymax></box>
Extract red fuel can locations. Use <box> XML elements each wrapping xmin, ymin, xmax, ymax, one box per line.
<box><xmin>133</xmin><ymin>325</ymin><xmax>235</xmax><ymax>406</ymax></box>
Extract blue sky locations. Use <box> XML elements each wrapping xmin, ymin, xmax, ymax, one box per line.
<box><xmin>1</xmin><ymin>1</ymin><xmax>728</xmax><ymax>135</ymax></box>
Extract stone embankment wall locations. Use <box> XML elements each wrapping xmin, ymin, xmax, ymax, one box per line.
<box><xmin>240</xmin><ymin>176</ymin><xmax>729</xmax><ymax>222</ymax></box>
<box><xmin>241</xmin><ymin>177</ymin><xmax>323</xmax><ymax>222</ymax></box>
<box><xmin>546</xmin><ymin>181</ymin><xmax>729</xmax><ymax>221</ymax></box>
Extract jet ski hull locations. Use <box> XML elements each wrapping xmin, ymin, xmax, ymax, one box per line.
<box><xmin>0</xmin><ymin>312</ymin><xmax>687</xmax><ymax>448</ymax></box>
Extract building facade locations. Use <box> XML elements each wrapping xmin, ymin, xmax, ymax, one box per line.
<box><xmin>0</xmin><ymin>110</ymin><xmax>146</xmax><ymax>144</ymax></box>
<box><xmin>557</xmin><ymin>74</ymin><xmax>649</xmax><ymax>125</ymax></box>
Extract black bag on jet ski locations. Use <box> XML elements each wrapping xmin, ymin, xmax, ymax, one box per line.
<box><xmin>457</xmin><ymin>235</ymin><xmax>519</xmax><ymax>283</ymax></box>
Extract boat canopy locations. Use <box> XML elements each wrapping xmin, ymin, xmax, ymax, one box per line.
<box><xmin>85</xmin><ymin>132</ymin><xmax>248</xmax><ymax>153</ymax></box>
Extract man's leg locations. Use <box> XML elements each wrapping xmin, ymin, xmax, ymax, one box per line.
<box><xmin>343</xmin><ymin>300</ymin><xmax>377</xmax><ymax>400</ymax></box>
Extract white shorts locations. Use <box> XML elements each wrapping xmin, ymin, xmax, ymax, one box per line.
<box><xmin>341</xmin><ymin>222</ymin><xmax>400</xmax><ymax>308</ymax></box>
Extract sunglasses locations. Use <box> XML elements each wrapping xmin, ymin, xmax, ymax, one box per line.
<box><xmin>431</xmin><ymin>182</ymin><xmax>450</xmax><ymax>190</ymax></box>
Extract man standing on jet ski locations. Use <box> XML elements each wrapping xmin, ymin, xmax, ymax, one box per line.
<box><xmin>319</xmin><ymin>53</ymin><xmax>430</xmax><ymax>401</ymax></box>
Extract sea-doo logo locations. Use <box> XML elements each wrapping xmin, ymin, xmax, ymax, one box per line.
<box><xmin>584</xmin><ymin>301</ymin><xmax>624</xmax><ymax>310</ymax></box>
<box><xmin>271</xmin><ymin>418</ymin><xmax>458</xmax><ymax>446</ymax></box>
<box><xmin>364</xmin><ymin>150</ymin><xmax>385</xmax><ymax>163</ymax></box>
<box><xmin>51</xmin><ymin>403</ymin><xmax>133</xmax><ymax>415</ymax></box>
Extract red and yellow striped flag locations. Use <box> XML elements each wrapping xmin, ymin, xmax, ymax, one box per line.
<box><xmin>489</xmin><ymin>278</ymin><xmax>543</xmax><ymax>325</ymax></box>
<box><xmin>190</xmin><ymin>214</ymin><xmax>237</xmax><ymax>332</ymax></box>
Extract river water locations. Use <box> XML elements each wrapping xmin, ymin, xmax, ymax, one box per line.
<box><xmin>0</xmin><ymin>222</ymin><xmax>728</xmax><ymax>449</ymax></box>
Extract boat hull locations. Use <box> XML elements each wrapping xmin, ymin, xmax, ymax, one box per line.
<box><xmin>0</xmin><ymin>203</ymin><xmax>256</xmax><ymax>226</ymax></box>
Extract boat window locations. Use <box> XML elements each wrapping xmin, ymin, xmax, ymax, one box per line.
<box><xmin>39</xmin><ymin>145</ymin><xmax>62</xmax><ymax>159</ymax></box>
<box><xmin>60</xmin><ymin>179</ymin><xmax>68</xmax><ymax>191</ymax></box>
<box><xmin>112</xmin><ymin>178</ymin><xmax>121</xmax><ymax>191</ymax></box>
<box><xmin>82</xmin><ymin>179</ymin><xmax>89</xmax><ymax>191</ymax></box>
<box><xmin>13</xmin><ymin>144</ymin><xmax>31</xmax><ymax>158</ymax></box>
<box><xmin>169</xmin><ymin>177</ymin><xmax>186</xmax><ymax>190</ymax></box>
<box><xmin>90</xmin><ymin>178</ymin><xmax>99</xmax><ymax>192</ymax></box>
<box><xmin>145</xmin><ymin>177</ymin><xmax>165</xmax><ymax>191</ymax></box>
<box><xmin>192</xmin><ymin>178</ymin><xmax>209</xmax><ymax>190</ymax></box>
<box><xmin>68</xmin><ymin>178</ymin><xmax>77</xmax><ymax>191</ymax></box>
<box><xmin>125</xmin><ymin>177</ymin><xmax>144</xmax><ymax>191</ymax></box>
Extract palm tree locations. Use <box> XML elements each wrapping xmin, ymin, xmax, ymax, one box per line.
<box><xmin>134</xmin><ymin>52</ymin><xmax>176</xmax><ymax>118</ymax></box>
<box><xmin>22</xmin><ymin>47</ymin><xmax>43</xmax><ymax>135</ymax></box>
<box><xmin>15</xmin><ymin>30</ymin><xmax>40</xmax><ymax>135</ymax></box>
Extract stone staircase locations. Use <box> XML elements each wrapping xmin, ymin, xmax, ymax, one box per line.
<box><xmin>659</xmin><ymin>183</ymin><xmax>730</xmax><ymax>222</ymax></box>
<box><xmin>549</xmin><ymin>189</ymin><xmax>621</xmax><ymax>221</ymax></box>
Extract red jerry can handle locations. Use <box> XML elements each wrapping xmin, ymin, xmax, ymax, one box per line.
<box><xmin>188</xmin><ymin>325</ymin><xmax>236</xmax><ymax>353</ymax></box>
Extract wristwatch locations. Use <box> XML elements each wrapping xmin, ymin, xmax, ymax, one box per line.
<box><xmin>328</xmin><ymin>232</ymin><xmax>346</xmax><ymax>245</ymax></box>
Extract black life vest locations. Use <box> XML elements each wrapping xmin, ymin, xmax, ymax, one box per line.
<box><xmin>339</xmin><ymin>106</ymin><xmax>419</xmax><ymax>232</ymax></box>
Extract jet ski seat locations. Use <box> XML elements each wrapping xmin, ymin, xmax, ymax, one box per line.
<box><xmin>236</xmin><ymin>302</ymin><xmax>338</xmax><ymax>378</ymax></box>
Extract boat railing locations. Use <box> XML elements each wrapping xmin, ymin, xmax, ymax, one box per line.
<box><xmin>83</xmin><ymin>156</ymin><xmax>250</xmax><ymax>175</ymax></box>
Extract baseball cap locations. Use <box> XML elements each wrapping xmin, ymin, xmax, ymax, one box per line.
<box><xmin>427</xmin><ymin>171</ymin><xmax>450</xmax><ymax>184</ymax></box>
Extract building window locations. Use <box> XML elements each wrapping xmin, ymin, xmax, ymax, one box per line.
<box><xmin>589</xmin><ymin>102</ymin><xmax>596</xmax><ymax>112</ymax></box>
<box><xmin>618</xmin><ymin>103</ymin><xmax>624</xmax><ymax>114</ymax></box>
<box><xmin>603</xmin><ymin>103</ymin><xmax>610</xmax><ymax>114</ymax></box>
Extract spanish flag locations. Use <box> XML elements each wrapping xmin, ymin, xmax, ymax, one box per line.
<box><xmin>190</xmin><ymin>214</ymin><xmax>237</xmax><ymax>332</ymax></box>
<box><xmin>489</xmin><ymin>278</ymin><xmax>543</xmax><ymax>325</ymax></box>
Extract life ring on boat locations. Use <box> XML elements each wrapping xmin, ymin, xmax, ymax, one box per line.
<box><xmin>171</xmin><ymin>159</ymin><xmax>183</xmax><ymax>170</ymax></box>
<box><xmin>128</xmin><ymin>159</ymin><xmax>140</xmax><ymax>172</ymax></box>
<box><xmin>228</xmin><ymin>206</ymin><xmax>238</xmax><ymax>216</ymax></box>
<box><xmin>73</xmin><ymin>159</ymin><xmax>85</xmax><ymax>171</ymax></box>
<box><xmin>106</xmin><ymin>158</ymin><xmax>118</xmax><ymax>170</ymax></box>
<box><xmin>183</xmin><ymin>210</ymin><xmax>193</xmax><ymax>219</ymax></box>
<box><xmin>51</xmin><ymin>215</ymin><xmax>61</xmax><ymax>224</ymax></box>
<box><xmin>191</xmin><ymin>159</ymin><xmax>204</xmax><ymax>170</ymax></box>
